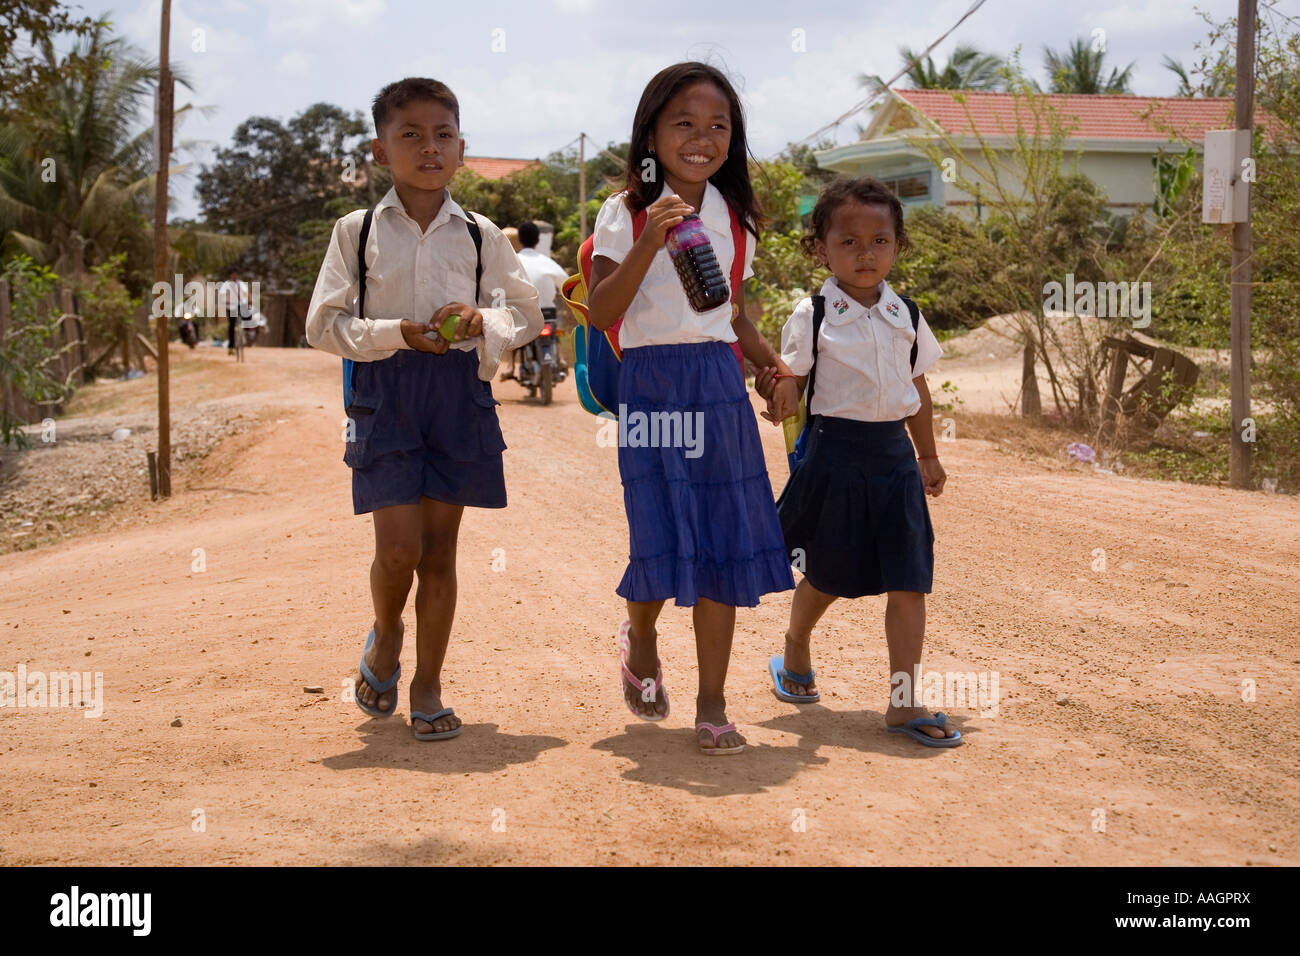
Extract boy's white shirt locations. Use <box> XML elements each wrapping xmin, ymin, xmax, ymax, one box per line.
<box><xmin>591</xmin><ymin>182</ymin><xmax>755</xmax><ymax>349</ymax></box>
<box><xmin>305</xmin><ymin>186</ymin><xmax>542</xmax><ymax>380</ymax></box>
<box><xmin>781</xmin><ymin>277</ymin><xmax>943</xmax><ymax>422</ymax></box>
<box><xmin>217</xmin><ymin>279</ymin><xmax>248</xmax><ymax>314</ymax></box>
<box><xmin>516</xmin><ymin>248</ymin><xmax>568</xmax><ymax>309</ymax></box>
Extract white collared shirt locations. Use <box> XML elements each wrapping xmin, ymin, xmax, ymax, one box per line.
<box><xmin>217</xmin><ymin>279</ymin><xmax>249</xmax><ymax>316</ymax></box>
<box><xmin>781</xmin><ymin>277</ymin><xmax>942</xmax><ymax>422</ymax></box>
<box><xmin>305</xmin><ymin>186</ymin><xmax>542</xmax><ymax>370</ymax></box>
<box><xmin>591</xmin><ymin>183</ymin><xmax>755</xmax><ymax>349</ymax></box>
<box><xmin>516</xmin><ymin>248</ymin><xmax>569</xmax><ymax>309</ymax></box>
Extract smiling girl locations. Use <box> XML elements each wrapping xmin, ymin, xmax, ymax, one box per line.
<box><xmin>587</xmin><ymin>62</ymin><xmax>797</xmax><ymax>755</ymax></box>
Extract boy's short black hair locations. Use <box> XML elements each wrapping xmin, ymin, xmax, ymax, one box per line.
<box><xmin>517</xmin><ymin>221</ymin><xmax>540</xmax><ymax>248</ymax></box>
<box><xmin>226</xmin><ymin>267</ymin><xmax>239</xmax><ymax>277</ymax></box>
<box><xmin>372</xmin><ymin>78</ymin><xmax>460</xmax><ymax>136</ymax></box>
<box><xmin>801</xmin><ymin>176</ymin><xmax>911</xmax><ymax>257</ymax></box>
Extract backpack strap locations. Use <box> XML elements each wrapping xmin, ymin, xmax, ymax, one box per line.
<box><xmin>727</xmin><ymin>206</ymin><xmax>746</xmax><ymax>306</ymax></box>
<box><xmin>805</xmin><ymin>295</ymin><xmax>826</xmax><ymax>414</ymax></box>
<box><xmin>900</xmin><ymin>294</ymin><xmax>921</xmax><ymax>374</ymax></box>
<box><xmin>344</xmin><ymin>207</ymin><xmax>376</xmax><ymax>409</ymax></box>
<box><xmin>463</xmin><ymin>212</ymin><xmax>483</xmax><ymax>305</ymax></box>
<box><xmin>356</xmin><ymin>207</ymin><xmax>374</xmax><ymax>320</ymax></box>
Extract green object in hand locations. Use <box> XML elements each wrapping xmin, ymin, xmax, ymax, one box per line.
<box><xmin>439</xmin><ymin>314</ymin><xmax>461</xmax><ymax>341</ymax></box>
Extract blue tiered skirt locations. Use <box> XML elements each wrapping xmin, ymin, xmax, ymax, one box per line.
<box><xmin>616</xmin><ymin>341</ymin><xmax>795</xmax><ymax>607</ymax></box>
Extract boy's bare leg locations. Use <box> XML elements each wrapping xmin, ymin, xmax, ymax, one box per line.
<box><xmin>884</xmin><ymin>591</ymin><xmax>955</xmax><ymax>739</ymax></box>
<box><xmin>780</xmin><ymin>577</ymin><xmax>837</xmax><ymax>696</ymax></box>
<box><xmin>410</xmin><ymin>496</ymin><xmax>464</xmax><ymax>736</ymax></box>
<box><xmin>693</xmin><ymin>597</ymin><xmax>743</xmax><ymax>750</ymax></box>
<box><xmin>623</xmin><ymin>599</ymin><xmax>668</xmax><ymax>719</ymax></box>
<box><xmin>356</xmin><ymin>503</ymin><xmax>420</xmax><ymax>713</ymax></box>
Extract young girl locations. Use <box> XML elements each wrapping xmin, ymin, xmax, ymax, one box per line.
<box><xmin>587</xmin><ymin>62</ymin><xmax>799</xmax><ymax>755</ymax></box>
<box><xmin>756</xmin><ymin>176</ymin><xmax>960</xmax><ymax>748</ymax></box>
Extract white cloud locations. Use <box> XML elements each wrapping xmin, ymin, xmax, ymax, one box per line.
<box><xmin>277</xmin><ymin>51</ymin><xmax>311</xmax><ymax>76</ymax></box>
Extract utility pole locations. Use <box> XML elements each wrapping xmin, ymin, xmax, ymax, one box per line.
<box><xmin>1230</xmin><ymin>0</ymin><xmax>1255</xmax><ymax>489</ymax></box>
<box><xmin>578</xmin><ymin>132</ymin><xmax>587</xmax><ymax>241</ymax></box>
<box><xmin>152</xmin><ymin>0</ymin><xmax>174</xmax><ymax>497</ymax></box>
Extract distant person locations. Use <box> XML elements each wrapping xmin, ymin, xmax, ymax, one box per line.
<box><xmin>503</xmin><ymin>220</ymin><xmax>568</xmax><ymax>380</ymax></box>
<box><xmin>218</xmin><ymin>268</ymin><xmax>249</xmax><ymax>355</ymax></box>
<box><xmin>305</xmin><ymin>76</ymin><xmax>542</xmax><ymax>742</ymax></box>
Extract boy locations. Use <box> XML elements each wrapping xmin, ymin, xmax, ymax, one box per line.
<box><xmin>306</xmin><ymin>77</ymin><xmax>542</xmax><ymax>740</ymax></box>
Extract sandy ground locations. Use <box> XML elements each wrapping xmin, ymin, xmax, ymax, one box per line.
<box><xmin>1</xmin><ymin>343</ymin><xmax>1297</xmax><ymax>866</ymax></box>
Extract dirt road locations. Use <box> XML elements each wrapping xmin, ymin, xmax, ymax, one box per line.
<box><xmin>2</xmin><ymin>344</ymin><xmax>1297</xmax><ymax>865</ymax></box>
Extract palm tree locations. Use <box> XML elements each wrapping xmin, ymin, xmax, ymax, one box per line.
<box><xmin>0</xmin><ymin>23</ymin><xmax>243</xmax><ymax>283</ymax></box>
<box><xmin>860</xmin><ymin>43</ymin><xmax>1005</xmax><ymax>94</ymax></box>
<box><xmin>1162</xmin><ymin>53</ymin><xmax>1233</xmax><ymax>97</ymax></box>
<box><xmin>1043</xmin><ymin>38</ymin><xmax>1134</xmax><ymax>94</ymax></box>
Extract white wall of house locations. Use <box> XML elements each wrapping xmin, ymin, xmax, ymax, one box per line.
<box><xmin>817</xmin><ymin>137</ymin><xmax>1198</xmax><ymax>219</ymax></box>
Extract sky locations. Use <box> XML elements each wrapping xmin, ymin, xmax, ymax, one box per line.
<box><xmin>88</xmin><ymin>0</ymin><xmax>1275</xmax><ymax>218</ymax></box>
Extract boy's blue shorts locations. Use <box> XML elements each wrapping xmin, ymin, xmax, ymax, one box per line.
<box><xmin>344</xmin><ymin>348</ymin><xmax>507</xmax><ymax>514</ymax></box>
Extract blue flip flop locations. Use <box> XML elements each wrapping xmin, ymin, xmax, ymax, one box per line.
<box><xmin>769</xmin><ymin>654</ymin><xmax>820</xmax><ymax>703</ymax></box>
<box><xmin>886</xmin><ymin>712</ymin><xmax>963</xmax><ymax>748</ymax></box>
<box><xmin>411</xmin><ymin>707</ymin><xmax>462</xmax><ymax>741</ymax></box>
<box><xmin>354</xmin><ymin>628</ymin><xmax>401</xmax><ymax>718</ymax></box>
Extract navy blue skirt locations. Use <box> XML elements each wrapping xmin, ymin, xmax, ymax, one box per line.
<box><xmin>777</xmin><ymin>417</ymin><xmax>934</xmax><ymax>597</ymax></box>
<box><xmin>616</xmin><ymin>341</ymin><xmax>795</xmax><ymax>607</ymax></box>
<box><xmin>345</xmin><ymin>348</ymin><xmax>507</xmax><ymax>514</ymax></box>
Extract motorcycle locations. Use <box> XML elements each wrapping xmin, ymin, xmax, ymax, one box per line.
<box><xmin>515</xmin><ymin>308</ymin><xmax>567</xmax><ymax>405</ymax></box>
<box><xmin>178</xmin><ymin>311</ymin><xmax>199</xmax><ymax>348</ymax></box>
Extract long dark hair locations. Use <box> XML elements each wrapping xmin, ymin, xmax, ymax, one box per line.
<box><xmin>623</xmin><ymin>62</ymin><xmax>763</xmax><ymax>237</ymax></box>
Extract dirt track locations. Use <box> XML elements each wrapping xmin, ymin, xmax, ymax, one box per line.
<box><xmin>1</xmin><ymin>344</ymin><xmax>1297</xmax><ymax>865</ymax></box>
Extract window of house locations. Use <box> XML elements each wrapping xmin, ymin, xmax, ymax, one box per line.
<box><xmin>883</xmin><ymin>174</ymin><xmax>930</xmax><ymax>200</ymax></box>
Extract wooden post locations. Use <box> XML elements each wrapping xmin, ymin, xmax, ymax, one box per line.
<box><xmin>147</xmin><ymin>451</ymin><xmax>159</xmax><ymax>500</ymax></box>
<box><xmin>1099</xmin><ymin>341</ymin><xmax>1129</xmax><ymax>443</ymax></box>
<box><xmin>1229</xmin><ymin>0</ymin><xmax>1255</xmax><ymax>488</ymax></box>
<box><xmin>153</xmin><ymin>0</ymin><xmax>174</xmax><ymax>497</ymax></box>
<box><xmin>578</xmin><ymin>133</ymin><xmax>587</xmax><ymax>241</ymax></box>
<box><xmin>1021</xmin><ymin>338</ymin><xmax>1041</xmax><ymax>417</ymax></box>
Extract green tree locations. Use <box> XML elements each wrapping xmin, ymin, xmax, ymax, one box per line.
<box><xmin>861</xmin><ymin>44</ymin><xmax>1005</xmax><ymax>93</ymax></box>
<box><xmin>1043</xmin><ymin>37</ymin><xmax>1134</xmax><ymax>94</ymax></box>
<box><xmin>0</xmin><ymin>20</ymin><xmax>241</xmax><ymax>289</ymax></box>
<box><xmin>1162</xmin><ymin>52</ymin><xmax>1233</xmax><ymax>97</ymax></box>
<box><xmin>197</xmin><ymin>103</ymin><xmax>374</xmax><ymax>291</ymax></box>
<box><xmin>0</xmin><ymin>1</ymin><xmax>97</xmax><ymax>125</ymax></box>
<box><xmin>1</xmin><ymin>255</ymin><xmax>69</xmax><ymax>447</ymax></box>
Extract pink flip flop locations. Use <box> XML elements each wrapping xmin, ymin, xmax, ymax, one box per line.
<box><xmin>617</xmin><ymin>620</ymin><xmax>669</xmax><ymax>721</ymax></box>
<box><xmin>696</xmin><ymin>722</ymin><xmax>745</xmax><ymax>755</ymax></box>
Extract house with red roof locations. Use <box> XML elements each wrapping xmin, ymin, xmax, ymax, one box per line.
<box><xmin>814</xmin><ymin>89</ymin><xmax>1262</xmax><ymax>217</ymax></box>
<box><xmin>458</xmin><ymin>156</ymin><xmax>541</xmax><ymax>180</ymax></box>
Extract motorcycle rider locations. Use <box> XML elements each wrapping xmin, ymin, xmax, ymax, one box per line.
<box><xmin>503</xmin><ymin>220</ymin><xmax>568</xmax><ymax>381</ymax></box>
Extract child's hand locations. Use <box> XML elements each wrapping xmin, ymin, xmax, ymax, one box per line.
<box><xmin>400</xmin><ymin>319</ymin><xmax>444</xmax><ymax>353</ymax></box>
<box><xmin>754</xmin><ymin>366</ymin><xmax>779</xmax><ymax>400</ymax></box>
<box><xmin>919</xmin><ymin>457</ymin><xmax>947</xmax><ymax>497</ymax></box>
<box><xmin>639</xmin><ymin>194</ymin><xmax>695</xmax><ymax>245</ymax></box>
<box><xmin>759</xmin><ymin>376</ymin><xmax>800</xmax><ymax>425</ymax></box>
<box><xmin>433</xmin><ymin>303</ymin><xmax>484</xmax><ymax>344</ymax></box>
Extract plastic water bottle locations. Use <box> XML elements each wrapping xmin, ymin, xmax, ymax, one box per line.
<box><xmin>665</xmin><ymin>214</ymin><xmax>729</xmax><ymax>313</ymax></box>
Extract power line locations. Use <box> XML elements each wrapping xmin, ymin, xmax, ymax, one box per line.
<box><xmin>770</xmin><ymin>0</ymin><xmax>990</xmax><ymax>158</ymax></box>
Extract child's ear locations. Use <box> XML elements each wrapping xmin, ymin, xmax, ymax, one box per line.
<box><xmin>370</xmin><ymin>137</ymin><xmax>387</xmax><ymax>167</ymax></box>
<box><xmin>457</xmin><ymin>135</ymin><xmax>466</xmax><ymax>167</ymax></box>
